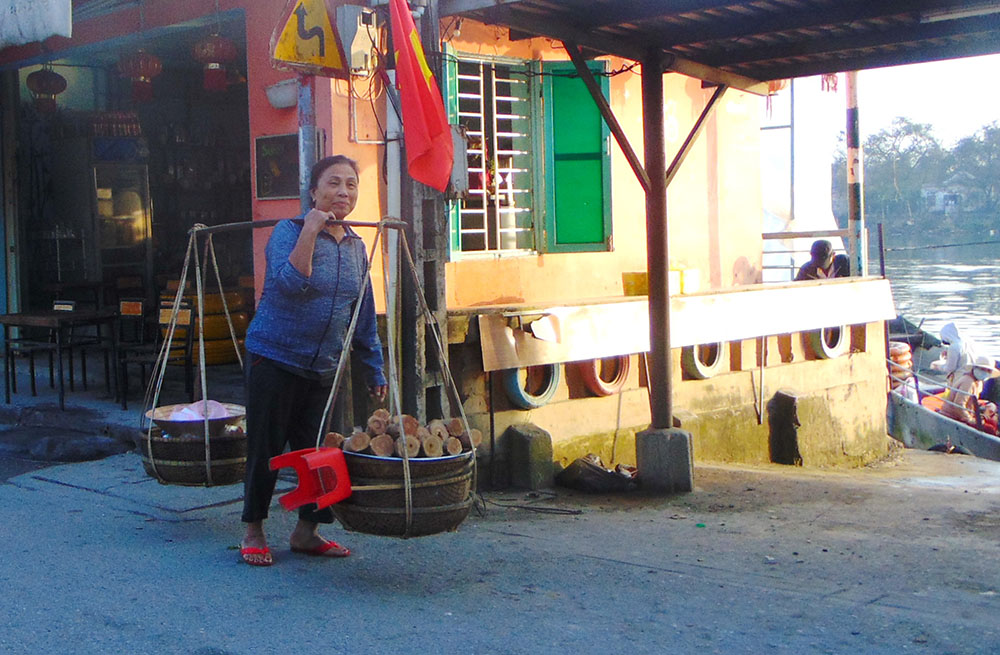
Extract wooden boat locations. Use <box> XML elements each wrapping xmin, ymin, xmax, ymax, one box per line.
<box><xmin>887</xmin><ymin>314</ymin><xmax>941</xmax><ymax>351</ymax></box>
<box><xmin>887</xmin><ymin>391</ymin><xmax>1000</xmax><ymax>462</ymax></box>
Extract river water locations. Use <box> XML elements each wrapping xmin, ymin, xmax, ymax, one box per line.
<box><xmin>882</xmin><ymin>245</ymin><xmax>1000</xmax><ymax>357</ymax></box>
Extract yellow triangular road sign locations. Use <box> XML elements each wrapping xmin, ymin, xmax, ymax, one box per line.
<box><xmin>271</xmin><ymin>0</ymin><xmax>348</xmax><ymax>78</ymax></box>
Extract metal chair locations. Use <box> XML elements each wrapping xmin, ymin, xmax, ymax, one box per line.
<box><xmin>78</xmin><ymin>298</ymin><xmax>145</xmax><ymax>397</ymax></box>
<box><xmin>112</xmin><ymin>298</ymin><xmax>153</xmax><ymax>390</ymax></box>
<box><xmin>7</xmin><ymin>329</ymin><xmax>56</xmax><ymax>397</ymax></box>
<box><xmin>7</xmin><ymin>299</ymin><xmax>79</xmax><ymax>396</ymax></box>
<box><xmin>61</xmin><ymin>300</ymin><xmax>115</xmax><ymax>393</ymax></box>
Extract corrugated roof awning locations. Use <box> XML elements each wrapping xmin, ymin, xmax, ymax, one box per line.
<box><xmin>441</xmin><ymin>0</ymin><xmax>1000</xmax><ymax>91</ymax></box>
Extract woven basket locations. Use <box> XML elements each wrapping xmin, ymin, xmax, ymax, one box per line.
<box><xmin>139</xmin><ymin>403</ymin><xmax>247</xmax><ymax>486</ymax></box>
<box><xmin>145</xmin><ymin>402</ymin><xmax>246</xmax><ymax>437</ymax></box>
<box><xmin>332</xmin><ymin>450</ymin><xmax>474</xmax><ymax>537</ymax></box>
<box><xmin>136</xmin><ymin>428</ymin><xmax>246</xmax><ymax>486</ymax></box>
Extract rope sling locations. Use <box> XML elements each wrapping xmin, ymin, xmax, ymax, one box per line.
<box><xmin>143</xmin><ymin>218</ymin><xmax>479</xmax><ymax>536</ymax></box>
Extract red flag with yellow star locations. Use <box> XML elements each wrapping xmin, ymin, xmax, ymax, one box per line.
<box><xmin>389</xmin><ymin>0</ymin><xmax>453</xmax><ymax>192</ymax></box>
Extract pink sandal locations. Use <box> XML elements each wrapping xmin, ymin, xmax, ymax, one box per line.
<box><xmin>290</xmin><ymin>540</ymin><xmax>350</xmax><ymax>558</ymax></box>
<box><xmin>240</xmin><ymin>546</ymin><xmax>273</xmax><ymax>567</ymax></box>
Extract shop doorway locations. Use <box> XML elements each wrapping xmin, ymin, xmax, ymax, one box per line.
<box><xmin>13</xmin><ymin>12</ymin><xmax>251</xmax><ymax>312</ymax></box>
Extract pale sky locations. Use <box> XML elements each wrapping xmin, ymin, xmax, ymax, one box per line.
<box><xmin>856</xmin><ymin>53</ymin><xmax>1000</xmax><ymax>146</ymax></box>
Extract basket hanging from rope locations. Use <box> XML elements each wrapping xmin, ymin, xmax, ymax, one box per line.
<box><xmin>140</xmin><ymin>402</ymin><xmax>247</xmax><ymax>486</ymax></box>
<box><xmin>140</xmin><ymin>226</ymin><xmax>247</xmax><ymax>487</ymax></box>
<box><xmin>267</xmin><ymin>218</ymin><xmax>480</xmax><ymax>537</ymax></box>
<box><xmin>139</xmin><ymin>218</ymin><xmax>480</xmax><ymax>527</ymax></box>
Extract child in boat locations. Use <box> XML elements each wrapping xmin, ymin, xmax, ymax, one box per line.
<box><xmin>939</xmin><ymin>355</ymin><xmax>1000</xmax><ymax>428</ymax></box>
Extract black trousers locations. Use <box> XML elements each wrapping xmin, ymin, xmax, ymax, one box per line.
<box><xmin>241</xmin><ymin>355</ymin><xmax>345</xmax><ymax>524</ymax></box>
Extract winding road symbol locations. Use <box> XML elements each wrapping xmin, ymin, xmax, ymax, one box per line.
<box><xmin>271</xmin><ymin>0</ymin><xmax>347</xmax><ymax>74</ymax></box>
<box><xmin>294</xmin><ymin>4</ymin><xmax>325</xmax><ymax>57</ymax></box>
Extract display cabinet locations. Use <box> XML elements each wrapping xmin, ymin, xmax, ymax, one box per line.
<box><xmin>31</xmin><ymin>136</ymin><xmax>153</xmax><ymax>307</ymax></box>
<box><xmin>94</xmin><ymin>161</ymin><xmax>152</xmax><ymax>285</ymax></box>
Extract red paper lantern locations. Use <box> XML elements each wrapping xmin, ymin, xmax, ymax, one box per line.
<box><xmin>192</xmin><ymin>34</ymin><xmax>238</xmax><ymax>92</ymax></box>
<box><xmin>117</xmin><ymin>50</ymin><xmax>163</xmax><ymax>103</ymax></box>
<box><xmin>25</xmin><ymin>67</ymin><xmax>67</xmax><ymax>113</ymax></box>
<box><xmin>767</xmin><ymin>78</ymin><xmax>789</xmax><ymax>95</ymax></box>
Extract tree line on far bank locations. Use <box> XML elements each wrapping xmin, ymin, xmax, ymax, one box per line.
<box><xmin>831</xmin><ymin>117</ymin><xmax>1000</xmax><ymax>246</ymax></box>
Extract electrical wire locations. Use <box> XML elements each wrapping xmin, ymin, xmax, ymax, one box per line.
<box><xmin>435</xmin><ymin>50</ymin><xmax>640</xmax><ymax>78</ymax></box>
<box><xmin>884</xmin><ymin>239</ymin><xmax>1000</xmax><ymax>252</ymax></box>
<box><xmin>482</xmin><ymin>496</ymin><xmax>583</xmax><ymax>515</ymax></box>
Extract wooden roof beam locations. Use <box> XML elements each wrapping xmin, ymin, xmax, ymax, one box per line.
<box><xmin>666</xmin><ymin>57</ymin><xmax>767</xmax><ymax>95</ymax></box>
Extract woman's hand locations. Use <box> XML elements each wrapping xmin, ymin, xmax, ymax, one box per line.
<box><xmin>369</xmin><ymin>384</ymin><xmax>387</xmax><ymax>402</ymax></box>
<box><xmin>289</xmin><ymin>209</ymin><xmax>334</xmax><ymax>277</ymax></box>
<box><xmin>303</xmin><ymin>208</ymin><xmax>333</xmax><ymax>235</ymax></box>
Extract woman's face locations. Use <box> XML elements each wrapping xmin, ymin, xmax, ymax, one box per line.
<box><xmin>311</xmin><ymin>162</ymin><xmax>359</xmax><ymax>219</ymax></box>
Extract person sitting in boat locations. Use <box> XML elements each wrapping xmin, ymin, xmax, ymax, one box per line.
<box><xmin>983</xmin><ymin>401</ymin><xmax>999</xmax><ymax>436</ymax></box>
<box><xmin>795</xmin><ymin>240</ymin><xmax>850</xmax><ymax>281</ymax></box>
<box><xmin>930</xmin><ymin>322</ymin><xmax>982</xmax><ymax>384</ymax></box>
<box><xmin>980</xmin><ymin>359</ymin><xmax>1000</xmax><ymax>405</ymax></box>
<box><xmin>939</xmin><ymin>355</ymin><xmax>1000</xmax><ymax>427</ymax></box>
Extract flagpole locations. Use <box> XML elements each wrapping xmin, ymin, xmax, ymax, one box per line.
<box><xmin>845</xmin><ymin>70</ymin><xmax>866</xmax><ymax>276</ymax></box>
<box><xmin>386</xmin><ymin>69</ymin><xmax>403</xmax><ymax>415</ymax></box>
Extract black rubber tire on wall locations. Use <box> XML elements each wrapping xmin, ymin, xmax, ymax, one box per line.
<box><xmin>680</xmin><ymin>343</ymin><xmax>725</xmax><ymax>379</ymax></box>
<box><xmin>503</xmin><ymin>364</ymin><xmax>561</xmax><ymax>410</ymax></box>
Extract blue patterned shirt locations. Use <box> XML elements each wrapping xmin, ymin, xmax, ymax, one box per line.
<box><xmin>245</xmin><ymin>217</ymin><xmax>386</xmax><ymax>387</ymax></box>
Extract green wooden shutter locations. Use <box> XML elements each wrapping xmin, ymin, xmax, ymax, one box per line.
<box><xmin>443</xmin><ymin>45</ymin><xmax>461</xmax><ymax>256</ymax></box>
<box><xmin>542</xmin><ymin>60</ymin><xmax>611</xmax><ymax>252</ymax></box>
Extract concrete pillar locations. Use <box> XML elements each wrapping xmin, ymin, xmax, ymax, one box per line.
<box><xmin>636</xmin><ymin>428</ymin><xmax>693</xmax><ymax>493</ymax></box>
<box><xmin>505</xmin><ymin>423</ymin><xmax>554</xmax><ymax>490</ymax></box>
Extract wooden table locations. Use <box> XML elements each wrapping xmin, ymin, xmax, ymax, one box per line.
<box><xmin>0</xmin><ymin>308</ymin><xmax>119</xmax><ymax>410</ymax></box>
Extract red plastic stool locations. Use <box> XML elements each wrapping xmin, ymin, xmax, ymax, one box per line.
<box><xmin>269</xmin><ymin>447</ymin><xmax>352</xmax><ymax>511</ymax></box>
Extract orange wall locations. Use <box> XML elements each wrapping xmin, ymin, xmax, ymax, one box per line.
<box><xmin>231</xmin><ymin>3</ymin><xmax>386</xmax><ymax>305</ymax></box>
<box><xmin>2</xmin><ymin>11</ymin><xmax>764</xmax><ymax>312</ymax></box>
<box><xmin>443</xmin><ymin>21</ymin><xmax>763</xmax><ymax>308</ymax></box>
<box><xmin>237</xmin><ymin>0</ymin><xmax>385</xmax><ymax>302</ymax></box>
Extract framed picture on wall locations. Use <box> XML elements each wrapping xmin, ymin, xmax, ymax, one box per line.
<box><xmin>255</xmin><ymin>133</ymin><xmax>299</xmax><ymax>200</ymax></box>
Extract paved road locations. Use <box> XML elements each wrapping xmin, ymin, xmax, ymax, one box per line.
<box><xmin>0</xmin><ymin>455</ymin><xmax>48</xmax><ymax>483</ymax></box>
<box><xmin>2</xmin><ymin>448</ymin><xmax>999</xmax><ymax>654</ymax></box>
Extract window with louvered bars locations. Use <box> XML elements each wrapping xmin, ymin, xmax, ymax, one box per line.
<box><xmin>454</xmin><ymin>59</ymin><xmax>534</xmax><ymax>253</ymax></box>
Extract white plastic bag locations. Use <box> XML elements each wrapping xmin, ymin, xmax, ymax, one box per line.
<box><xmin>168</xmin><ymin>400</ymin><xmax>229</xmax><ymax>421</ymax></box>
